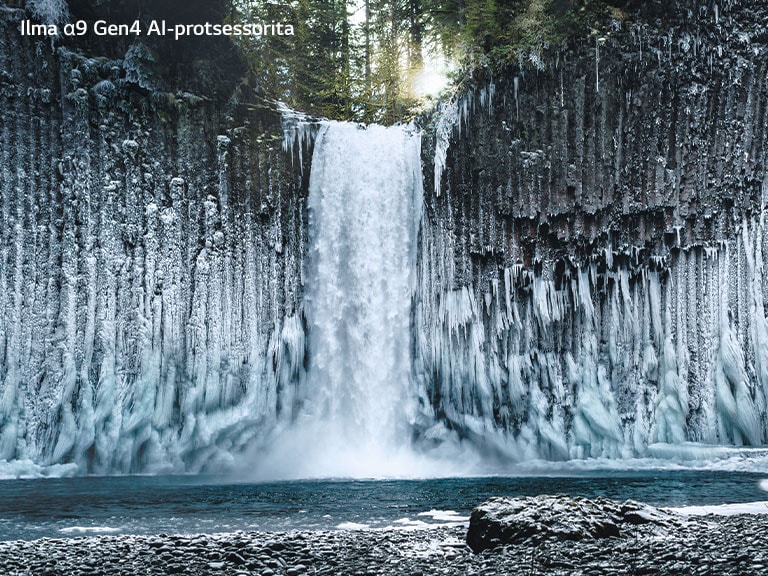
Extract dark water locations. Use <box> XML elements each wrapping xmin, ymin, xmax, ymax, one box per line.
<box><xmin>0</xmin><ymin>471</ymin><xmax>766</xmax><ymax>541</ymax></box>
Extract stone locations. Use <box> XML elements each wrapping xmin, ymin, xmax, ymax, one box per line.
<box><xmin>466</xmin><ymin>495</ymin><xmax>684</xmax><ymax>553</ymax></box>
<box><xmin>227</xmin><ymin>551</ymin><xmax>247</xmax><ymax>565</ymax></box>
<box><xmin>0</xmin><ymin>506</ymin><xmax>765</xmax><ymax>576</ymax></box>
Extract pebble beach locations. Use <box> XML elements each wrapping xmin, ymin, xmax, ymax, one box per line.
<box><xmin>0</xmin><ymin>510</ymin><xmax>766</xmax><ymax>575</ymax></box>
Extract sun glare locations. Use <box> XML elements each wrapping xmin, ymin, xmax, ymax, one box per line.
<box><xmin>413</xmin><ymin>66</ymin><xmax>450</xmax><ymax>98</ymax></box>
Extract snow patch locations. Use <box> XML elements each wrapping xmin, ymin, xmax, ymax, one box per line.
<box><xmin>668</xmin><ymin>502</ymin><xmax>768</xmax><ymax>516</ymax></box>
<box><xmin>59</xmin><ymin>526</ymin><xmax>122</xmax><ymax>535</ymax></box>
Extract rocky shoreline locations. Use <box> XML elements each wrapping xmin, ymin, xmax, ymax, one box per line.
<box><xmin>0</xmin><ymin>504</ymin><xmax>766</xmax><ymax>575</ymax></box>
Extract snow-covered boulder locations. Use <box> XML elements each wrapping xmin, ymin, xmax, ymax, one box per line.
<box><xmin>467</xmin><ymin>495</ymin><xmax>682</xmax><ymax>553</ymax></box>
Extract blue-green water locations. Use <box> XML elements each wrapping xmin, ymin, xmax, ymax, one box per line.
<box><xmin>0</xmin><ymin>471</ymin><xmax>766</xmax><ymax>541</ymax></box>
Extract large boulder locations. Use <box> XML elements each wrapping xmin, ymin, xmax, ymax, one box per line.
<box><xmin>467</xmin><ymin>495</ymin><xmax>682</xmax><ymax>553</ymax></box>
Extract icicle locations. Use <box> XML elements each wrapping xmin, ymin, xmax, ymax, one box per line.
<box><xmin>487</xmin><ymin>82</ymin><xmax>495</xmax><ymax>117</ymax></box>
<box><xmin>595</xmin><ymin>38</ymin><xmax>600</xmax><ymax>94</ymax></box>
<box><xmin>433</xmin><ymin>98</ymin><xmax>460</xmax><ymax>197</ymax></box>
<box><xmin>278</xmin><ymin>103</ymin><xmax>317</xmax><ymax>174</ymax></box>
<box><xmin>513</xmin><ymin>76</ymin><xmax>520</xmax><ymax>121</ymax></box>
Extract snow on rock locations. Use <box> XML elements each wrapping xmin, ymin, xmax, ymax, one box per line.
<box><xmin>25</xmin><ymin>0</ymin><xmax>68</xmax><ymax>24</ymax></box>
<box><xmin>466</xmin><ymin>495</ymin><xmax>684</xmax><ymax>553</ymax></box>
<box><xmin>0</xmin><ymin>13</ymin><xmax>305</xmax><ymax>474</ymax></box>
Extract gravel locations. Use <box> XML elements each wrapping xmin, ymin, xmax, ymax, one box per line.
<box><xmin>0</xmin><ymin>510</ymin><xmax>766</xmax><ymax>575</ymax></box>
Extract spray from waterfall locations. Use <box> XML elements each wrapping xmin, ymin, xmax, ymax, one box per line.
<box><xmin>249</xmin><ymin>120</ymin><xmax>477</xmax><ymax>479</ymax></box>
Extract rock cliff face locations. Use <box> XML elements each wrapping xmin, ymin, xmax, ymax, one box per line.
<box><xmin>0</xmin><ymin>7</ymin><xmax>307</xmax><ymax>473</ymax></box>
<box><xmin>414</xmin><ymin>0</ymin><xmax>768</xmax><ymax>458</ymax></box>
<box><xmin>2</xmin><ymin>0</ymin><xmax>768</xmax><ymax>475</ymax></box>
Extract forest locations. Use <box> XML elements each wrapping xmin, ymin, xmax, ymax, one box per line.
<box><xmin>16</xmin><ymin>0</ymin><xmax>635</xmax><ymax>122</ymax></box>
<box><xmin>231</xmin><ymin>0</ymin><xmax>629</xmax><ymax>123</ymax></box>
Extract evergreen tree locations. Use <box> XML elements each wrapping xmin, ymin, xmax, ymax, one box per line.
<box><xmin>229</xmin><ymin>0</ymin><xmax>616</xmax><ymax>123</ymax></box>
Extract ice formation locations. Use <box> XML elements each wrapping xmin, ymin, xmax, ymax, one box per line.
<box><xmin>413</xmin><ymin>213</ymin><xmax>768</xmax><ymax>461</ymax></box>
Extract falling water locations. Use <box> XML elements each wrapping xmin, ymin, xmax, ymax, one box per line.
<box><xmin>306</xmin><ymin>121</ymin><xmax>422</xmax><ymax>445</ymax></box>
<box><xmin>254</xmin><ymin>121</ymin><xmax>445</xmax><ymax>478</ymax></box>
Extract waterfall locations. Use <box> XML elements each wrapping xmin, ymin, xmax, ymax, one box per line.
<box><xmin>253</xmin><ymin>121</ymin><xmax>455</xmax><ymax>479</ymax></box>
<box><xmin>305</xmin><ymin>122</ymin><xmax>421</xmax><ymax>442</ymax></box>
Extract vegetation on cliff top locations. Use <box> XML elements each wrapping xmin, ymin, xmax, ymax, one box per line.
<box><xmin>21</xmin><ymin>0</ymin><xmax>633</xmax><ymax>122</ymax></box>
<box><xmin>231</xmin><ymin>0</ymin><xmax>632</xmax><ymax>124</ymax></box>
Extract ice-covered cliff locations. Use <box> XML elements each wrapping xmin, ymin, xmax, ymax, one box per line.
<box><xmin>0</xmin><ymin>6</ymin><xmax>307</xmax><ymax>474</ymax></box>
<box><xmin>2</xmin><ymin>0</ymin><xmax>768</xmax><ymax>477</ymax></box>
<box><xmin>414</xmin><ymin>0</ymin><xmax>768</xmax><ymax>460</ymax></box>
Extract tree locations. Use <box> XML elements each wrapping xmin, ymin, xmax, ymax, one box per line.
<box><xmin>230</xmin><ymin>0</ymin><xmax>353</xmax><ymax>118</ymax></box>
<box><xmin>230</xmin><ymin>0</ymin><xmax>616</xmax><ymax>123</ymax></box>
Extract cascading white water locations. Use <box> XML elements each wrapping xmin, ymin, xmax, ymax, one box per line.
<box><xmin>305</xmin><ymin>122</ymin><xmax>421</xmax><ymax>443</ymax></box>
<box><xmin>252</xmin><ymin>120</ymin><xmax>465</xmax><ymax>479</ymax></box>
